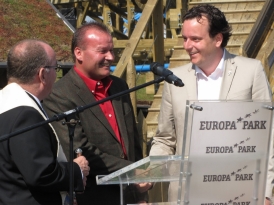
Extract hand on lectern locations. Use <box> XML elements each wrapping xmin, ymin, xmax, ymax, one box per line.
<box><xmin>135</xmin><ymin>182</ymin><xmax>153</xmax><ymax>193</ymax></box>
<box><xmin>265</xmin><ymin>197</ymin><xmax>271</xmax><ymax>205</ymax></box>
<box><xmin>134</xmin><ymin>183</ymin><xmax>153</xmax><ymax>204</ymax></box>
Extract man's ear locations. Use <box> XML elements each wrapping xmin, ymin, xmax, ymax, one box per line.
<box><xmin>74</xmin><ymin>47</ymin><xmax>83</xmax><ymax>61</ymax></box>
<box><xmin>38</xmin><ymin>68</ymin><xmax>47</xmax><ymax>84</ymax></box>
<box><xmin>215</xmin><ymin>33</ymin><xmax>223</xmax><ymax>47</ymax></box>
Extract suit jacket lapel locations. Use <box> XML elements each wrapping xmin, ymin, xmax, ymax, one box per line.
<box><xmin>70</xmin><ymin>69</ymin><xmax>116</xmax><ymax>138</ymax></box>
<box><xmin>25</xmin><ymin>92</ymin><xmax>48</xmax><ymax>118</ymax></box>
<box><xmin>185</xmin><ymin>64</ymin><xmax>198</xmax><ymax>100</ymax></box>
<box><xmin>108</xmin><ymin>79</ymin><xmax>129</xmax><ymax>151</ymax></box>
<box><xmin>219</xmin><ymin>49</ymin><xmax>237</xmax><ymax>99</ymax></box>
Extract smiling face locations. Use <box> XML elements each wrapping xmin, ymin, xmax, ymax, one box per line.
<box><xmin>182</xmin><ymin>16</ymin><xmax>223</xmax><ymax>76</ymax></box>
<box><xmin>74</xmin><ymin>28</ymin><xmax>114</xmax><ymax>80</ymax></box>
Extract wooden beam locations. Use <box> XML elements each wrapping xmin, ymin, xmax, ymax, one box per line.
<box><xmin>113</xmin><ymin>38</ymin><xmax>178</xmax><ymax>49</ymax></box>
<box><xmin>127</xmin><ymin>0</ymin><xmax>134</xmax><ymax>37</ymax></box>
<box><xmin>189</xmin><ymin>0</ymin><xmax>265</xmax><ymax>4</ymax></box>
<box><xmin>152</xmin><ymin>0</ymin><xmax>164</xmax><ymax>63</ymax></box>
<box><xmin>76</xmin><ymin>1</ymin><xmax>90</xmax><ymax>27</ymax></box>
<box><xmin>50</xmin><ymin>0</ymin><xmax>89</xmax><ymax>4</ymax></box>
<box><xmin>126</xmin><ymin>58</ymin><xmax>137</xmax><ymax>119</ymax></box>
<box><xmin>147</xmin><ymin>0</ymin><xmax>164</xmax><ymax>94</ymax></box>
<box><xmin>102</xmin><ymin>5</ymin><xmax>113</xmax><ymax>29</ymax></box>
<box><xmin>113</xmin><ymin>0</ymin><xmax>159</xmax><ymax>78</ymax></box>
<box><xmin>243</xmin><ymin>0</ymin><xmax>274</xmax><ymax>58</ymax></box>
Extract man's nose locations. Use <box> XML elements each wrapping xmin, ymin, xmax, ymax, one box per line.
<box><xmin>184</xmin><ymin>39</ymin><xmax>192</xmax><ymax>51</ymax></box>
<box><xmin>106</xmin><ymin>51</ymin><xmax>115</xmax><ymax>60</ymax></box>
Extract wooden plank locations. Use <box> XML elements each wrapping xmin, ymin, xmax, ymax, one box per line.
<box><xmin>127</xmin><ymin>0</ymin><xmax>135</xmax><ymax>37</ymax></box>
<box><xmin>148</xmin><ymin>0</ymin><xmax>164</xmax><ymax>95</ymax></box>
<box><xmin>223</xmin><ymin>9</ymin><xmax>261</xmax><ymax>13</ymax></box>
<box><xmin>126</xmin><ymin>58</ymin><xmax>137</xmax><ymax>119</ymax></box>
<box><xmin>189</xmin><ymin>0</ymin><xmax>265</xmax><ymax>4</ymax></box>
<box><xmin>137</xmin><ymin>111</ymin><xmax>147</xmax><ymax>157</ymax></box>
<box><xmin>102</xmin><ymin>5</ymin><xmax>113</xmax><ymax>30</ymax></box>
<box><xmin>189</xmin><ymin>2</ymin><xmax>266</xmax><ymax>11</ymax></box>
<box><xmin>256</xmin><ymin>22</ymin><xmax>274</xmax><ymax>81</ymax></box>
<box><xmin>76</xmin><ymin>1</ymin><xmax>90</xmax><ymax>27</ymax></box>
<box><xmin>113</xmin><ymin>0</ymin><xmax>159</xmax><ymax>78</ymax></box>
<box><xmin>51</xmin><ymin>0</ymin><xmax>89</xmax><ymax>4</ymax></box>
<box><xmin>243</xmin><ymin>0</ymin><xmax>274</xmax><ymax>58</ymax></box>
<box><xmin>113</xmin><ymin>38</ymin><xmax>178</xmax><ymax>48</ymax></box>
<box><xmin>145</xmin><ymin>72</ymin><xmax>155</xmax><ymax>95</ymax></box>
<box><xmin>152</xmin><ymin>0</ymin><xmax>165</xmax><ymax>64</ymax></box>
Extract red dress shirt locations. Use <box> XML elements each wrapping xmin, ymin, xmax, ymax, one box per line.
<box><xmin>74</xmin><ymin>66</ymin><xmax>127</xmax><ymax>158</ymax></box>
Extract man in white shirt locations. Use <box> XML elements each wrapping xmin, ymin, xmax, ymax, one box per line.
<box><xmin>149</xmin><ymin>4</ymin><xmax>273</xmax><ymax>205</ymax></box>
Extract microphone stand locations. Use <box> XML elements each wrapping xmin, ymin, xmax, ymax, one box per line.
<box><xmin>0</xmin><ymin>76</ymin><xmax>166</xmax><ymax>205</ymax></box>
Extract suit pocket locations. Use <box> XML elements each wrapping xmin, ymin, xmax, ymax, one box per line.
<box><xmin>227</xmin><ymin>88</ymin><xmax>251</xmax><ymax>100</ymax></box>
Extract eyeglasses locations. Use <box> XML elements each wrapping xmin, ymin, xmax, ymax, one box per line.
<box><xmin>44</xmin><ymin>64</ymin><xmax>61</xmax><ymax>72</ymax></box>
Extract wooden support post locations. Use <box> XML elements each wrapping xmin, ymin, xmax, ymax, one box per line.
<box><xmin>146</xmin><ymin>0</ymin><xmax>164</xmax><ymax>95</ymax></box>
<box><xmin>137</xmin><ymin>111</ymin><xmax>147</xmax><ymax>157</ymax></box>
<box><xmin>102</xmin><ymin>4</ymin><xmax>115</xmax><ymax>35</ymax></box>
<box><xmin>113</xmin><ymin>0</ymin><xmax>159</xmax><ymax>78</ymax></box>
<box><xmin>127</xmin><ymin>0</ymin><xmax>135</xmax><ymax>37</ymax></box>
<box><xmin>76</xmin><ymin>1</ymin><xmax>90</xmax><ymax>27</ymax></box>
<box><xmin>126</xmin><ymin>58</ymin><xmax>137</xmax><ymax>119</ymax></box>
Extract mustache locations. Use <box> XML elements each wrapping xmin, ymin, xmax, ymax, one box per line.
<box><xmin>100</xmin><ymin>62</ymin><xmax>111</xmax><ymax>67</ymax></box>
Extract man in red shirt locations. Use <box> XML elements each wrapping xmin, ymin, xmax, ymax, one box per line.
<box><xmin>43</xmin><ymin>22</ymin><xmax>150</xmax><ymax>205</ymax></box>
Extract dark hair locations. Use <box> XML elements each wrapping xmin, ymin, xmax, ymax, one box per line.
<box><xmin>183</xmin><ymin>4</ymin><xmax>232</xmax><ymax>47</ymax></box>
<box><xmin>7</xmin><ymin>39</ymin><xmax>50</xmax><ymax>84</ymax></box>
<box><xmin>71</xmin><ymin>21</ymin><xmax>111</xmax><ymax>61</ymax></box>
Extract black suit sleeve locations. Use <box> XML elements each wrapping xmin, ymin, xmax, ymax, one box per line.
<box><xmin>8</xmin><ymin>107</ymin><xmax>83</xmax><ymax>192</ymax></box>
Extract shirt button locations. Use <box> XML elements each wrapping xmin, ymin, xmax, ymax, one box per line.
<box><xmin>91</xmin><ymin>90</ymin><xmax>95</xmax><ymax>93</ymax></box>
<box><xmin>97</xmin><ymin>82</ymin><xmax>101</xmax><ymax>85</ymax></box>
<box><xmin>109</xmin><ymin>114</ymin><xmax>112</xmax><ymax>117</ymax></box>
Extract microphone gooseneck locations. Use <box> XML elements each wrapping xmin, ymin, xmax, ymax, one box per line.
<box><xmin>150</xmin><ymin>62</ymin><xmax>184</xmax><ymax>87</ymax></box>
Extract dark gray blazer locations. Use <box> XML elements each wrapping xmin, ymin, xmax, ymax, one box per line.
<box><xmin>43</xmin><ymin>68</ymin><xmax>144</xmax><ymax>204</ymax></box>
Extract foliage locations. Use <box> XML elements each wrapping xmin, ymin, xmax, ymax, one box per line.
<box><xmin>0</xmin><ymin>0</ymin><xmax>154</xmax><ymax>102</ymax></box>
<box><xmin>0</xmin><ymin>0</ymin><xmax>73</xmax><ymax>62</ymax></box>
<box><xmin>136</xmin><ymin>73</ymin><xmax>154</xmax><ymax>102</ymax></box>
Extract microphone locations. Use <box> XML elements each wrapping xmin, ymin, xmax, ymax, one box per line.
<box><xmin>75</xmin><ymin>148</ymin><xmax>83</xmax><ymax>157</ymax></box>
<box><xmin>150</xmin><ymin>62</ymin><xmax>184</xmax><ymax>87</ymax></box>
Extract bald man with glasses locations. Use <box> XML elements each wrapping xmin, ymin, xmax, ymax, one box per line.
<box><xmin>0</xmin><ymin>39</ymin><xmax>90</xmax><ymax>205</ymax></box>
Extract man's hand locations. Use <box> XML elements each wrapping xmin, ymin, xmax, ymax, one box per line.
<box><xmin>135</xmin><ymin>182</ymin><xmax>153</xmax><ymax>193</ymax></box>
<box><xmin>265</xmin><ymin>198</ymin><xmax>272</xmax><ymax>205</ymax></box>
<box><xmin>82</xmin><ymin>175</ymin><xmax>87</xmax><ymax>187</ymax></box>
<box><xmin>73</xmin><ymin>156</ymin><xmax>90</xmax><ymax>177</ymax></box>
<box><xmin>136</xmin><ymin>201</ymin><xmax>148</xmax><ymax>204</ymax></box>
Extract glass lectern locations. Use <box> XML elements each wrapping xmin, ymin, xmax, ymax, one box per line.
<box><xmin>97</xmin><ymin>101</ymin><xmax>273</xmax><ymax>205</ymax></box>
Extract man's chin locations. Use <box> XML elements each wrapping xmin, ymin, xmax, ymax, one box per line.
<box><xmin>190</xmin><ymin>59</ymin><xmax>197</xmax><ymax>65</ymax></box>
<box><xmin>190</xmin><ymin>58</ymin><xmax>200</xmax><ymax>66</ymax></box>
<box><xmin>101</xmin><ymin>71</ymin><xmax>111</xmax><ymax>78</ymax></box>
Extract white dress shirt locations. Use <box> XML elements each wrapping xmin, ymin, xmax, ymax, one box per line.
<box><xmin>196</xmin><ymin>51</ymin><xmax>225</xmax><ymax>100</ymax></box>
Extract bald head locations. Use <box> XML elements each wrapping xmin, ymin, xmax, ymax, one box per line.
<box><xmin>7</xmin><ymin>39</ymin><xmax>53</xmax><ymax>84</ymax></box>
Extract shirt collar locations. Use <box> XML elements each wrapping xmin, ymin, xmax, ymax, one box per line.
<box><xmin>25</xmin><ymin>90</ymin><xmax>42</xmax><ymax>107</ymax></box>
<box><xmin>195</xmin><ymin>49</ymin><xmax>225</xmax><ymax>79</ymax></box>
<box><xmin>74</xmin><ymin>66</ymin><xmax>112</xmax><ymax>93</ymax></box>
